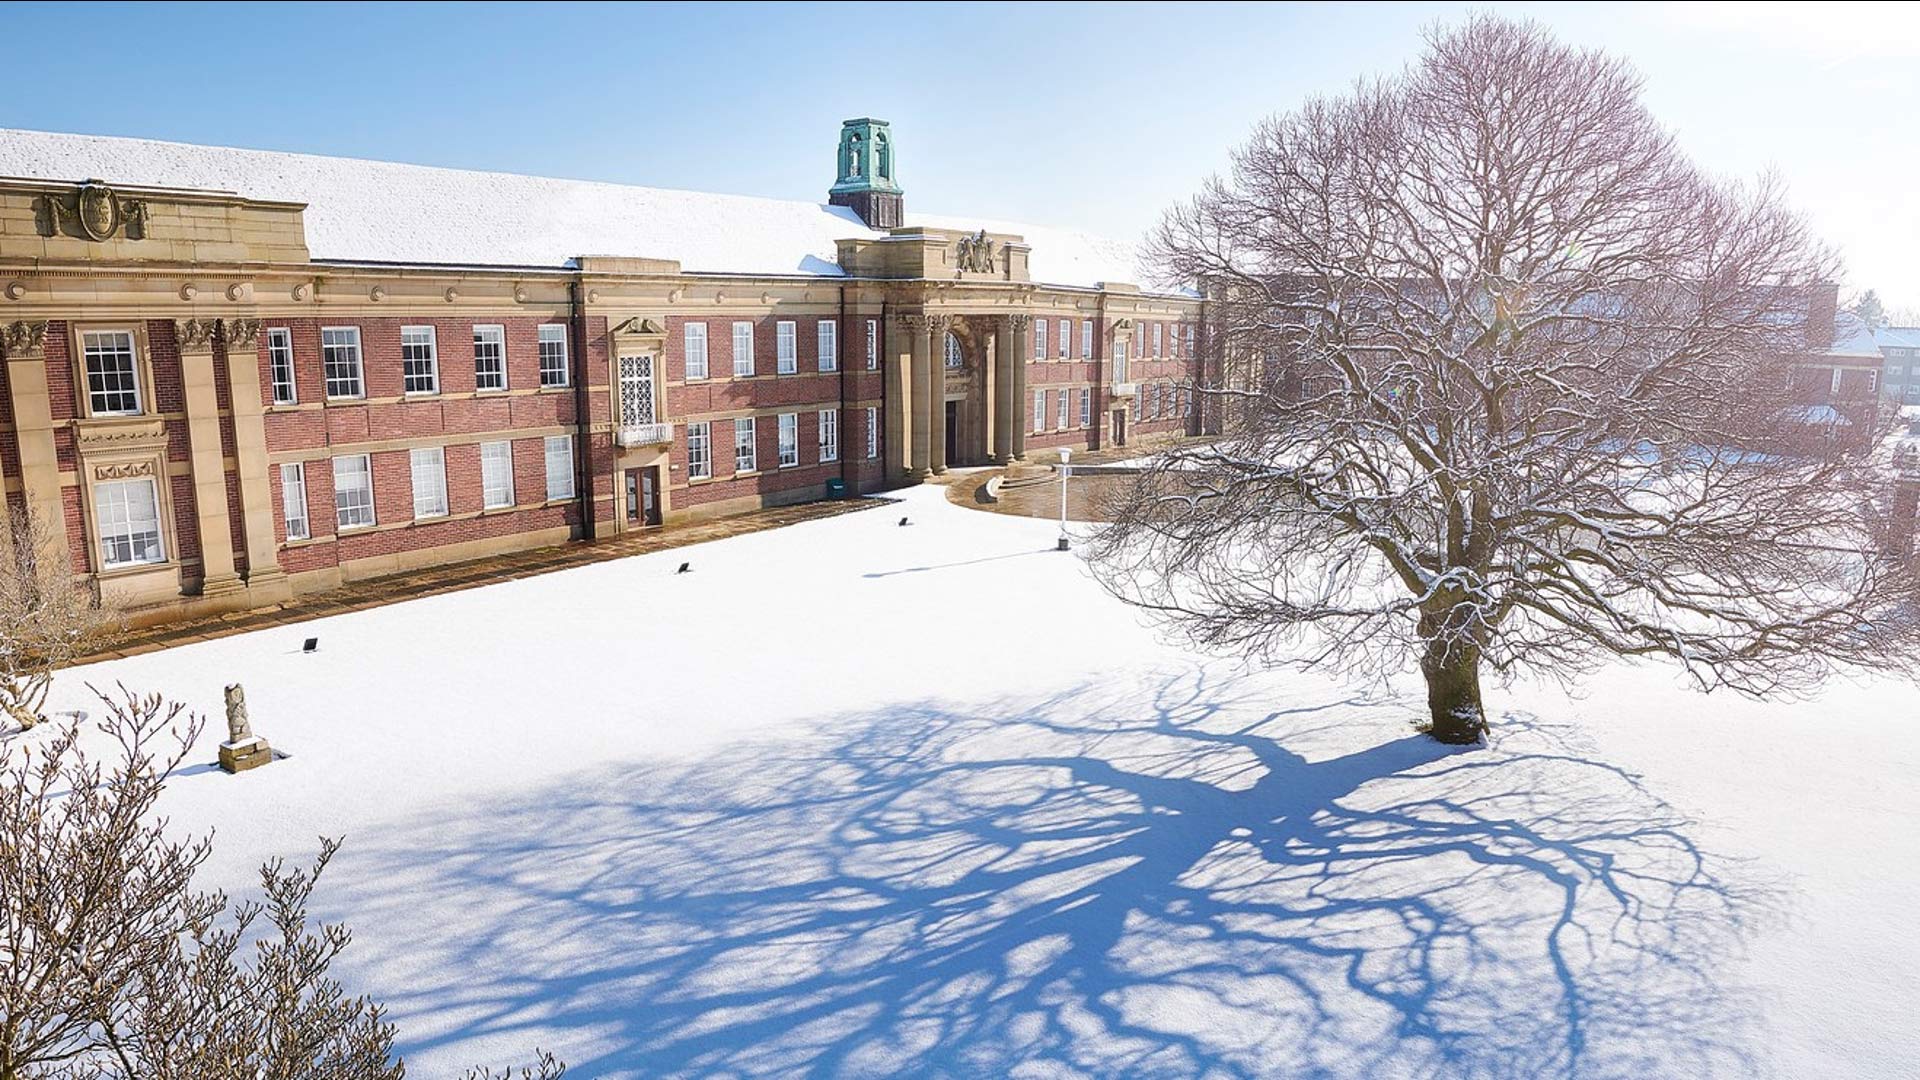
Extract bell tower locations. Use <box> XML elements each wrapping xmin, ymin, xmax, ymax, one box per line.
<box><xmin>828</xmin><ymin>118</ymin><xmax>904</xmax><ymax>229</ymax></box>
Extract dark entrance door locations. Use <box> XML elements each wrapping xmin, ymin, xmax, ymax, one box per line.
<box><xmin>944</xmin><ymin>401</ymin><xmax>960</xmax><ymax>465</ymax></box>
<box><xmin>625</xmin><ymin>470</ymin><xmax>641</xmax><ymax>524</ymax></box>
<box><xmin>1113</xmin><ymin>409</ymin><xmax>1128</xmax><ymax>447</ymax></box>
<box><xmin>640</xmin><ymin>467</ymin><xmax>661</xmax><ymax>526</ymax></box>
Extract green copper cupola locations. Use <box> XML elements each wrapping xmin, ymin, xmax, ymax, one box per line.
<box><xmin>828</xmin><ymin>118</ymin><xmax>904</xmax><ymax>229</ymax></box>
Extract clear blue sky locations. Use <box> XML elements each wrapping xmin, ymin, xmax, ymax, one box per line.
<box><xmin>3</xmin><ymin>2</ymin><xmax>1913</xmax><ymax>311</ymax></box>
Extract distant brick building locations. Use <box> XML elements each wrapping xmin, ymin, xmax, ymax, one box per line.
<box><xmin>0</xmin><ymin>120</ymin><xmax>1206</xmax><ymax>626</ymax></box>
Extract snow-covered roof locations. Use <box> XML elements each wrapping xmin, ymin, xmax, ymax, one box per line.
<box><xmin>1823</xmin><ymin>312</ymin><xmax>1885</xmax><ymax>358</ymax></box>
<box><xmin>1878</xmin><ymin>326</ymin><xmax>1920</xmax><ymax>351</ymax></box>
<box><xmin>0</xmin><ymin>127</ymin><xmax>1163</xmax><ymax>291</ymax></box>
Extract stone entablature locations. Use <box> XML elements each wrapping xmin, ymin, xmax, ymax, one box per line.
<box><xmin>835</xmin><ymin>227</ymin><xmax>1032</xmax><ymax>283</ymax></box>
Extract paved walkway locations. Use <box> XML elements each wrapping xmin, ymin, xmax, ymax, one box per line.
<box><xmin>79</xmin><ymin>497</ymin><xmax>884</xmax><ymax>663</ymax></box>
<box><xmin>942</xmin><ymin>439</ymin><xmax>1194</xmax><ymax>522</ymax></box>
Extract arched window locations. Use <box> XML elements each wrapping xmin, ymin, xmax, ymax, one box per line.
<box><xmin>846</xmin><ymin>134</ymin><xmax>862</xmax><ymax>178</ymax></box>
<box><xmin>943</xmin><ymin>332</ymin><xmax>964</xmax><ymax>369</ymax></box>
<box><xmin>876</xmin><ymin>134</ymin><xmax>892</xmax><ymax>181</ymax></box>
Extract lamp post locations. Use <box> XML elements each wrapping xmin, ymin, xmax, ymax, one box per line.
<box><xmin>1057</xmin><ymin>447</ymin><xmax>1072</xmax><ymax>551</ymax></box>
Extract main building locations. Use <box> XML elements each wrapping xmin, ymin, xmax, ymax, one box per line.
<box><xmin>0</xmin><ymin>120</ymin><xmax>1208</xmax><ymax>626</ymax></box>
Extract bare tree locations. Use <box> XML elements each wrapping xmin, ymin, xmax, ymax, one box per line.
<box><xmin>0</xmin><ymin>687</ymin><xmax>563</xmax><ymax>1079</ymax></box>
<box><xmin>1095</xmin><ymin>16</ymin><xmax>1919</xmax><ymax>743</ymax></box>
<box><xmin>0</xmin><ymin>510</ymin><xmax>106</xmax><ymax>732</ymax></box>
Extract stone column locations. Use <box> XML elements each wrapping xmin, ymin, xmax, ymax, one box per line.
<box><xmin>906</xmin><ymin>313</ymin><xmax>932</xmax><ymax>480</ymax></box>
<box><xmin>1008</xmin><ymin>314</ymin><xmax>1031</xmax><ymax>461</ymax></box>
<box><xmin>989</xmin><ymin>321</ymin><xmax>1011</xmax><ymax>463</ymax></box>
<box><xmin>928</xmin><ymin>315</ymin><xmax>949</xmax><ymax>476</ymax></box>
<box><xmin>175</xmin><ymin>319</ymin><xmax>242</xmax><ymax>596</ymax></box>
<box><xmin>885</xmin><ymin>314</ymin><xmax>912</xmax><ymax>484</ymax></box>
<box><xmin>2</xmin><ymin>320</ymin><xmax>68</xmax><ymax>559</ymax></box>
<box><xmin>221</xmin><ymin>320</ymin><xmax>287</xmax><ymax>599</ymax></box>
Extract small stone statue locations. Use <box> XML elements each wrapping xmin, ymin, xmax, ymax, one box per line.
<box><xmin>224</xmin><ymin>683</ymin><xmax>253</xmax><ymax>744</ymax></box>
<box><xmin>217</xmin><ymin>681</ymin><xmax>273</xmax><ymax>774</ymax></box>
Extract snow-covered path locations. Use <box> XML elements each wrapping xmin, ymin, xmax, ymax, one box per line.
<box><xmin>43</xmin><ymin>485</ymin><xmax>1920</xmax><ymax>1078</ymax></box>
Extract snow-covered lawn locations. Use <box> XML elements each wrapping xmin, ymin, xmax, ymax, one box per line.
<box><xmin>43</xmin><ymin>485</ymin><xmax>1919</xmax><ymax>1078</ymax></box>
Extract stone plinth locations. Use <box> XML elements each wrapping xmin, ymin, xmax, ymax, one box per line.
<box><xmin>218</xmin><ymin>736</ymin><xmax>273</xmax><ymax>773</ymax></box>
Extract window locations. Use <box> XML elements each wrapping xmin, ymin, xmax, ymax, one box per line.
<box><xmin>473</xmin><ymin>325</ymin><xmax>507</xmax><ymax>392</ymax></box>
<box><xmin>732</xmin><ymin>321</ymin><xmax>755</xmax><ymax>377</ymax></box>
<box><xmin>1035</xmin><ymin>319</ymin><xmax>1048</xmax><ymax>360</ymax></box>
<box><xmin>819</xmin><ymin>409</ymin><xmax>839</xmax><ymax>462</ymax></box>
<box><xmin>1033</xmin><ymin>388</ymin><xmax>1046</xmax><ymax>432</ymax></box>
<box><xmin>480</xmin><ymin>441</ymin><xmax>515</xmax><ymax>509</ymax></box>
<box><xmin>280</xmin><ymin>462</ymin><xmax>309</xmax><ymax>541</ymax></box>
<box><xmin>735</xmin><ymin>417</ymin><xmax>758</xmax><ymax>472</ymax></box>
<box><xmin>322</xmin><ymin>327</ymin><xmax>364</xmax><ymax>399</ymax></box>
<box><xmin>410</xmin><ymin>446</ymin><xmax>448</xmax><ymax>519</ymax></box>
<box><xmin>866</xmin><ymin>318</ymin><xmax>879</xmax><ymax>370</ymax></box>
<box><xmin>92</xmin><ymin>477</ymin><xmax>164</xmax><ymax>568</ymax></box>
<box><xmin>1058</xmin><ymin>319</ymin><xmax>1069</xmax><ymax>359</ymax></box>
<box><xmin>944</xmin><ymin>331</ymin><xmax>964</xmax><ymax>369</ymax></box>
<box><xmin>1057</xmin><ymin>389</ymin><xmax>1070</xmax><ymax>430</ymax></box>
<box><xmin>1134</xmin><ymin>329</ymin><xmax>1144</xmax><ymax>359</ymax></box>
<box><xmin>1153</xmin><ymin>323</ymin><xmax>1164</xmax><ymax>357</ymax></box>
<box><xmin>401</xmin><ymin>325</ymin><xmax>439</xmax><ymax>394</ymax></box>
<box><xmin>865</xmin><ymin>405</ymin><xmax>878</xmax><ymax>459</ymax></box>
<box><xmin>776</xmin><ymin>320</ymin><xmax>798</xmax><ymax>374</ymax></box>
<box><xmin>333</xmin><ymin>454</ymin><xmax>374</xmax><ymax>530</ymax></box>
<box><xmin>818</xmin><ymin>320</ymin><xmax>838</xmax><ymax>372</ymax></box>
<box><xmin>1185</xmin><ymin>324</ymin><xmax>1195</xmax><ymax>357</ymax></box>
<box><xmin>1867</xmin><ymin>369</ymin><xmax>1880</xmax><ymax>394</ymax></box>
<box><xmin>686</xmin><ymin>421</ymin><xmax>712</xmax><ymax>480</ymax></box>
<box><xmin>83</xmin><ymin>330</ymin><xmax>142</xmax><ymax>415</ymax></box>
<box><xmin>618</xmin><ymin>356</ymin><xmax>656</xmax><ymax>426</ymax></box>
<box><xmin>538</xmin><ymin>324</ymin><xmax>570</xmax><ymax>388</ymax></box>
<box><xmin>778</xmin><ymin>413</ymin><xmax>799</xmax><ymax>467</ymax></box>
<box><xmin>544</xmin><ymin>436</ymin><xmax>575</xmax><ymax>500</ymax></box>
<box><xmin>1079</xmin><ymin>387</ymin><xmax>1091</xmax><ymax>427</ymax></box>
<box><xmin>1081</xmin><ymin>320</ymin><xmax>1093</xmax><ymax>360</ymax></box>
<box><xmin>268</xmin><ymin>328</ymin><xmax>297</xmax><ymax>405</ymax></box>
<box><xmin>1185</xmin><ymin>386</ymin><xmax>1195</xmax><ymax>416</ymax></box>
<box><xmin>1830</xmin><ymin>368</ymin><xmax>1844</xmax><ymax>396</ymax></box>
<box><xmin>684</xmin><ymin>322</ymin><xmax>709</xmax><ymax>381</ymax></box>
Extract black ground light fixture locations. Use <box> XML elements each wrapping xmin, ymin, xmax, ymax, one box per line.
<box><xmin>677</xmin><ymin>562</ymin><xmax>692</xmax><ymax>574</ymax></box>
<box><xmin>899</xmin><ymin>516</ymin><xmax>911</xmax><ymax>527</ymax></box>
<box><xmin>302</xmin><ymin>637</ymin><xmax>319</xmax><ymax>654</ymax></box>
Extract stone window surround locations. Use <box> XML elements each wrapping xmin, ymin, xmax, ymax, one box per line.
<box><xmin>68</xmin><ymin>320</ymin><xmax>157</xmax><ymax>422</ymax></box>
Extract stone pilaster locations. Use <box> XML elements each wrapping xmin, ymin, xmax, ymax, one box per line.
<box><xmin>990</xmin><ymin>320</ymin><xmax>1013</xmax><ymax>462</ymax></box>
<box><xmin>175</xmin><ymin>318</ymin><xmax>242</xmax><ymax>595</ymax></box>
<box><xmin>927</xmin><ymin>314</ymin><xmax>949</xmax><ymax>476</ymax></box>
<box><xmin>902</xmin><ymin>313</ymin><xmax>932</xmax><ymax>481</ymax></box>
<box><xmin>1007</xmin><ymin>315</ymin><xmax>1031</xmax><ymax>461</ymax></box>
<box><xmin>220</xmin><ymin>319</ymin><xmax>288</xmax><ymax>599</ymax></box>
<box><xmin>884</xmin><ymin>315</ymin><xmax>913</xmax><ymax>484</ymax></box>
<box><xmin>2</xmin><ymin>320</ymin><xmax>67</xmax><ymax>558</ymax></box>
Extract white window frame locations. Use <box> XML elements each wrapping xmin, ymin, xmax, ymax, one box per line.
<box><xmin>865</xmin><ymin>405</ymin><xmax>879</xmax><ymax>459</ymax></box>
<box><xmin>687</xmin><ymin>421</ymin><xmax>712</xmax><ymax>480</ymax></box>
<box><xmin>1830</xmin><ymin>368</ymin><xmax>1844</xmax><ymax>396</ymax></box>
<box><xmin>1057</xmin><ymin>389</ymin><xmax>1070</xmax><ymax>430</ymax></box>
<box><xmin>1081</xmin><ymin>320</ymin><xmax>1093</xmax><ymax>360</ymax></box>
<box><xmin>1185</xmin><ymin>324</ymin><xmax>1195</xmax><ymax>356</ymax></box>
<box><xmin>819</xmin><ymin>409</ymin><xmax>839</xmax><ymax>462</ymax></box>
<box><xmin>818</xmin><ymin>320</ymin><xmax>838</xmax><ymax>372</ymax></box>
<box><xmin>1057</xmin><ymin>319</ymin><xmax>1069</xmax><ymax>359</ymax></box>
<box><xmin>480</xmin><ymin>440</ymin><xmax>515</xmax><ymax>509</ymax></box>
<box><xmin>333</xmin><ymin>454</ymin><xmax>375</xmax><ymax>530</ymax></box>
<box><xmin>401</xmin><ymin>325</ymin><xmax>440</xmax><ymax>395</ymax></box>
<box><xmin>544</xmin><ymin>435</ymin><xmax>575</xmax><ymax>501</ymax></box>
<box><xmin>280</xmin><ymin>462</ymin><xmax>310</xmax><ymax>541</ymax></box>
<box><xmin>1867</xmin><ymin>370</ymin><xmax>1879</xmax><ymax>395</ymax></box>
<box><xmin>732</xmin><ymin>321</ymin><xmax>755</xmax><ymax>377</ymax></box>
<box><xmin>92</xmin><ymin>476</ymin><xmax>165</xmax><ymax>569</ymax></box>
<box><xmin>1079</xmin><ymin>387</ymin><xmax>1091</xmax><ymax>427</ymax></box>
<box><xmin>684</xmin><ymin>322</ymin><xmax>709</xmax><ymax>381</ymax></box>
<box><xmin>777</xmin><ymin>412</ymin><xmax>799</xmax><ymax>468</ymax></box>
<box><xmin>943</xmin><ymin>332</ymin><xmax>964</xmax><ymax>370</ymax></box>
<box><xmin>1153</xmin><ymin>322</ymin><xmax>1164</xmax><ymax>357</ymax></box>
<box><xmin>410</xmin><ymin>446</ymin><xmax>449</xmax><ymax>520</ymax></box>
<box><xmin>82</xmin><ymin>329</ymin><xmax>143</xmax><ymax>417</ymax></box>
<box><xmin>538</xmin><ymin>324</ymin><xmax>570</xmax><ymax>388</ymax></box>
<box><xmin>735</xmin><ymin>416</ymin><xmax>758</xmax><ymax>473</ymax></box>
<box><xmin>268</xmin><ymin>327</ymin><xmax>297</xmax><ymax>405</ymax></box>
<box><xmin>472</xmin><ymin>324</ymin><xmax>507</xmax><ymax>393</ymax></box>
<box><xmin>1035</xmin><ymin>319</ymin><xmax>1048</xmax><ymax>360</ymax></box>
<box><xmin>865</xmin><ymin>318</ymin><xmax>879</xmax><ymax>370</ymax></box>
<box><xmin>1033</xmin><ymin>388</ymin><xmax>1046</xmax><ymax>432</ymax></box>
<box><xmin>776</xmin><ymin>320</ymin><xmax>798</xmax><ymax>374</ymax></box>
<box><xmin>322</xmin><ymin>326</ymin><xmax>364</xmax><ymax>400</ymax></box>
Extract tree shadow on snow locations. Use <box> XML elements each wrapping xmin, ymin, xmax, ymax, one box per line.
<box><xmin>335</xmin><ymin>670</ymin><xmax>1778</xmax><ymax>1079</ymax></box>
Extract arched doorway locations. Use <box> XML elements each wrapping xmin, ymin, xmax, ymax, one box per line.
<box><xmin>943</xmin><ymin>332</ymin><xmax>964</xmax><ymax>466</ymax></box>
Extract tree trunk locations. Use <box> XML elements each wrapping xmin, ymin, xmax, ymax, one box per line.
<box><xmin>1421</xmin><ymin>637</ymin><xmax>1487</xmax><ymax>744</ymax></box>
